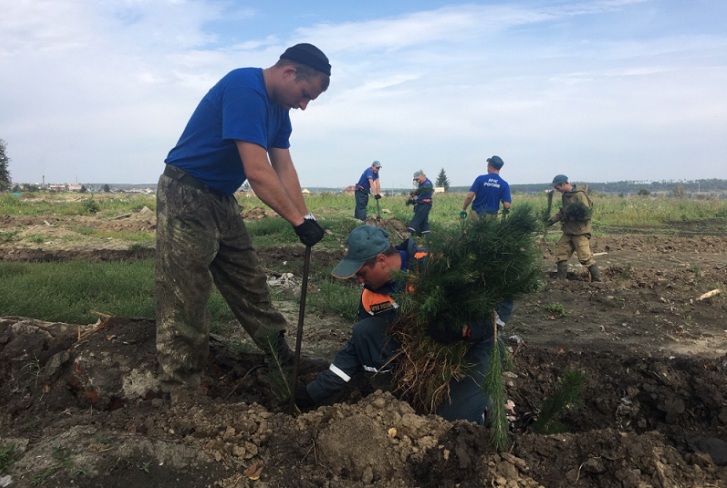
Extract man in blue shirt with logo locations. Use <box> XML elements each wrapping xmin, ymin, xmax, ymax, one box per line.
<box><xmin>461</xmin><ymin>155</ymin><xmax>511</xmax><ymax>218</ymax></box>
<box><xmin>156</xmin><ymin>43</ymin><xmax>330</xmax><ymax>388</ymax></box>
<box><xmin>460</xmin><ymin>155</ymin><xmax>514</xmax><ymax>332</ymax></box>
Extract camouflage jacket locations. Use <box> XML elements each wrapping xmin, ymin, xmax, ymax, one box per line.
<box><xmin>552</xmin><ymin>186</ymin><xmax>593</xmax><ymax>235</ymax></box>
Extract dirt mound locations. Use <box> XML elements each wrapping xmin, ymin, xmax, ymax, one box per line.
<box><xmin>1</xmin><ymin>314</ymin><xmax>726</xmax><ymax>487</ymax></box>
<box><xmin>1</xmin><ymin>230</ymin><xmax>727</xmax><ymax>486</ymax></box>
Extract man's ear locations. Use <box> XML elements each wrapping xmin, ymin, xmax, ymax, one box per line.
<box><xmin>281</xmin><ymin>66</ymin><xmax>297</xmax><ymax>81</ymax></box>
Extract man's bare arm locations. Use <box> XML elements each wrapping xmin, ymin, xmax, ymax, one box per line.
<box><xmin>269</xmin><ymin>147</ymin><xmax>309</xmax><ymax>216</ymax></box>
<box><xmin>462</xmin><ymin>191</ymin><xmax>475</xmax><ymax>210</ymax></box>
<box><xmin>237</xmin><ymin>141</ymin><xmax>304</xmax><ymax>226</ymax></box>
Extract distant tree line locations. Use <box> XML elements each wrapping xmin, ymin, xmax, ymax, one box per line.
<box><xmin>449</xmin><ymin>179</ymin><xmax>727</xmax><ymax>196</ymax></box>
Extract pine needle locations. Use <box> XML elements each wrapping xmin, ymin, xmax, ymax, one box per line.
<box><xmin>485</xmin><ymin>339</ymin><xmax>509</xmax><ymax>450</ymax></box>
<box><xmin>264</xmin><ymin>336</ymin><xmax>292</xmax><ymax>400</ymax></box>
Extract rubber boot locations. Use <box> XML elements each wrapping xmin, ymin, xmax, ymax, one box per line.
<box><xmin>588</xmin><ymin>264</ymin><xmax>602</xmax><ymax>283</ymax></box>
<box><xmin>556</xmin><ymin>262</ymin><xmax>568</xmax><ymax>280</ymax></box>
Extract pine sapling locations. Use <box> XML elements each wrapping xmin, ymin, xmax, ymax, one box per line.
<box><xmin>531</xmin><ymin>369</ymin><xmax>587</xmax><ymax>434</ymax></box>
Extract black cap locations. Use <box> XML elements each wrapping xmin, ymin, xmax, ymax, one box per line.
<box><xmin>280</xmin><ymin>43</ymin><xmax>331</xmax><ymax>76</ymax></box>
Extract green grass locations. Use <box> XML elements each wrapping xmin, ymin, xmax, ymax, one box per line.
<box><xmin>307</xmin><ymin>278</ymin><xmax>361</xmax><ymax>322</ymax></box>
<box><xmin>0</xmin><ymin>260</ymin><xmax>234</xmax><ymax>324</ymax></box>
<box><xmin>3</xmin><ymin>189</ymin><xmax>727</xmax><ymax>238</ymax></box>
<box><xmin>0</xmin><ymin>192</ymin><xmax>155</xmax><ymax>217</ymax></box>
<box><xmin>545</xmin><ymin>303</ymin><xmax>566</xmax><ymax>317</ymax></box>
<box><xmin>1</xmin><ymin>190</ymin><xmax>726</xmax><ymax>326</ymax></box>
<box><xmin>68</xmin><ymin>226</ymin><xmax>154</xmax><ymax>244</ymax></box>
<box><xmin>0</xmin><ymin>258</ymin><xmax>360</xmax><ymax>327</ymax></box>
<box><xmin>0</xmin><ymin>444</ymin><xmax>18</xmax><ymax>475</ymax></box>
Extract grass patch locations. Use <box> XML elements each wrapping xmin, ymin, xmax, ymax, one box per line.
<box><xmin>0</xmin><ymin>444</ymin><xmax>18</xmax><ymax>475</ymax></box>
<box><xmin>308</xmin><ymin>279</ymin><xmax>361</xmax><ymax>322</ymax></box>
<box><xmin>0</xmin><ymin>230</ymin><xmax>19</xmax><ymax>243</ymax></box>
<box><xmin>545</xmin><ymin>303</ymin><xmax>566</xmax><ymax>317</ymax></box>
<box><xmin>246</xmin><ymin>216</ymin><xmax>299</xmax><ymax>247</ymax></box>
<box><xmin>2</xmin><ymin>190</ymin><xmax>726</xmax><ymax>330</ymax></box>
<box><xmin>68</xmin><ymin>226</ymin><xmax>154</xmax><ymax>244</ymax></box>
<box><xmin>0</xmin><ymin>260</ymin><xmax>233</xmax><ymax>325</ymax></box>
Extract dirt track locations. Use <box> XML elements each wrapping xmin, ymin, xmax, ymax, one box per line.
<box><xmin>1</xmin><ymin>221</ymin><xmax>727</xmax><ymax>487</ymax></box>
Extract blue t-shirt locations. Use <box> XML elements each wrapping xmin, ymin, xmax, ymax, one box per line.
<box><xmin>356</xmin><ymin>167</ymin><xmax>379</xmax><ymax>192</ymax></box>
<box><xmin>469</xmin><ymin>173</ymin><xmax>511</xmax><ymax>215</ymax></box>
<box><xmin>165</xmin><ymin>68</ymin><xmax>292</xmax><ymax>195</ymax></box>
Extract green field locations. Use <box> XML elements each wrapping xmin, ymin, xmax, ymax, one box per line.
<box><xmin>0</xmin><ymin>190</ymin><xmax>725</xmax><ymax>325</ymax></box>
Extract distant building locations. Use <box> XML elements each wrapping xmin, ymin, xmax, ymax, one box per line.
<box><xmin>434</xmin><ymin>186</ymin><xmax>446</xmax><ymax>193</ymax></box>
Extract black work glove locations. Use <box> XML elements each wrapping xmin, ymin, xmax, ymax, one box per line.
<box><xmin>406</xmin><ymin>198</ymin><xmax>415</xmax><ymax>206</ymax></box>
<box><xmin>294</xmin><ymin>384</ymin><xmax>317</xmax><ymax>409</ymax></box>
<box><xmin>293</xmin><ymin>219</ymin><xmax>325</xmax><ymax>247</ymax></box>
<box><xmin>374</xmin><ymin>194</ymin><xmax>382</xmax><ymax>200</ymax></box>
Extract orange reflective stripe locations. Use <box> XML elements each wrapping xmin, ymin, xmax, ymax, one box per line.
<box><xmin>361</xmin><ymin>289</ymin><xmax>398</xmax><ymax>316</ymax></box>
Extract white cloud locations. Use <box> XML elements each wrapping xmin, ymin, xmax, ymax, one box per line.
<box><xmin>1</xmin><ymin>0</ymin><xmax>725</xmax><ymax>188</ymax></box>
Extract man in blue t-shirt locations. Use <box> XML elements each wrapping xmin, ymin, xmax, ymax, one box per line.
<box><xmin>461</xmin><ymin>155</ymin><xmax>511</xmax><ymax>218</ymax></box>
<box><xmin>354</xmin><ymin>161</ymin><xmax>382</xmax><ymax>221</ymax></box>
<box><xmin>156</xmin><ymin>44</ymin><xmax>331</xmax><ymax>388</ymax></box>
<box><xmin>461</xmin><ymin>155</ymin><xmax>515</xmax><ymax>337</ymax></box>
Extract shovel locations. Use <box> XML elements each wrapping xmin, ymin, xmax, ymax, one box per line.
<box><xmin>375</xmin><ymin>196</ymin><xmax>381</xmax><ymax>220</ymax></box>
<box><xmin>289</xmin><ymin>245</ymin><xmax>312</xmax><ymax>414</ymax></box>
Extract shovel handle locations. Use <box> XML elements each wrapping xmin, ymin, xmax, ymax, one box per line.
<box><xmin>290</xmin><ymin>245</ymin><xmax>312</xmax><ymax>413</ymax></box>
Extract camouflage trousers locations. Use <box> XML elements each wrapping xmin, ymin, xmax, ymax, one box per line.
<box><xmin>554</xmin><ymin>232</ymin><xmax>596</xmax><ymax>267</ymax></box>
<box><xmin>155</xmin><ymin>173</ymin><xmax>287</xmax><ymax>385</ymax></box>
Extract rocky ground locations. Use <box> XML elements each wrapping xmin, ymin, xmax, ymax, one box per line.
<box><xmin>1</xmin><ymin>213</ymin><xmax>726</xmax><ymax>487</ymax></box>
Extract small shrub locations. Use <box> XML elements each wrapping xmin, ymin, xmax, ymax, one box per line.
<box><xmin>545</xmin><ymin>303</ymin><xmax>565</xmax><ymax>317</ymax></box>
<box><xmin>81</xmin><ymin>198</ymin><xmax>100</xmax><ymax>214</ymax></box>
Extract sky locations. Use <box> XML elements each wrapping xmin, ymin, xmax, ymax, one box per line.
<box><xmin>1</xmin><ymin>0</ymin><xmax>726</xmax><ymax>189</ymax></box>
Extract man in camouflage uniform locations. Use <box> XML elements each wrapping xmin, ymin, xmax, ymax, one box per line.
<box><xmin>547</xmin><ymin>174</ymin><xmax>602</xmax><ymax>282</ymax></box>
<box><xmin>156</xmin><ymin>44</ymin><xmax>331</xmax><ymax>387</ymax></box>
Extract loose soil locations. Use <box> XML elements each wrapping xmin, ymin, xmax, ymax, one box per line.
<box><xmin>1</xmin><ymin>212</ymin><xmax>726</xmax><ymax>487</ymax></box>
